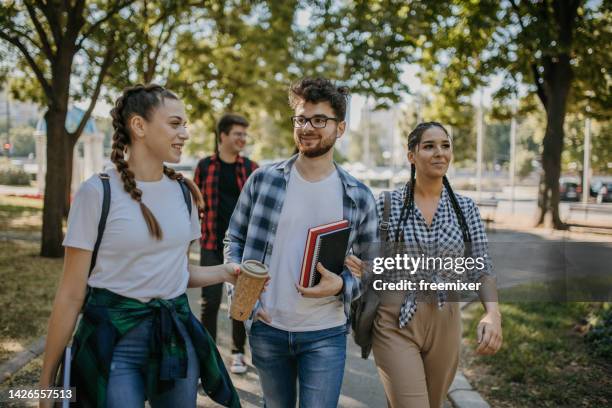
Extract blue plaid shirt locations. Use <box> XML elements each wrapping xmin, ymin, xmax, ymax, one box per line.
<box><xmin>224</xmin><ymin>154</ymin><xmax>379</xmax><ymax>329</ymax></box>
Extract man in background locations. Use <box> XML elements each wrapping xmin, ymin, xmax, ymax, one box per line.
<box><xmin>194</xmin><ymin>113</ymin><xmax>258</xmax><ymax>374</ymax></box>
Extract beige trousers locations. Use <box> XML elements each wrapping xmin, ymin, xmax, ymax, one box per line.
<box><xmin>372</xmin><ymin>294</ymin><xmax>461</xmax><ymax>408</ymax></box>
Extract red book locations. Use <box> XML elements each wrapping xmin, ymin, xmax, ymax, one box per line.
<box><xmin>299</xmin><ymin>220</ymin><xmax>350</xmax><ymax>288</ymax></box>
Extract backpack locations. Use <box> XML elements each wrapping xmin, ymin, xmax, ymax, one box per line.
<box><xmin>350</xmin><ymin>191</ymin><xmax>391</xmax><ymax>359</ymax></box>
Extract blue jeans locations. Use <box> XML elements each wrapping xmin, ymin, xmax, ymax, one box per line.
<box><xmin>106</xmin><ymin>317</ymin><xmax>200</xmax><ymax>408</ymax></box>
<box><xmin>249</xmin><ymin>321</ymin><xmax>348</xmax><ymax>408</ymax></box>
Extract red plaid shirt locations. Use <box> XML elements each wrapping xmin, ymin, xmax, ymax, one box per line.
<box><xmin>193</xmin><ymin>154</ymin><xmax>258</xmax><ymax>250</ymax></box>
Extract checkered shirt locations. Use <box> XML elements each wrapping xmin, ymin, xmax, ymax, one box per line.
<box><xmin>224</xmin><ymin>154</ymin><xmax>379</xmax><ymax>329</ymax></box>
<box><xmin>376</xmin><ymin>184</ymin><xmax>493</xmax><ymax>328</ymax></box>
<box><xmin>193</xmin><ymin>154</ymin><xmax>258</xmax><ymax>250</ymax></box>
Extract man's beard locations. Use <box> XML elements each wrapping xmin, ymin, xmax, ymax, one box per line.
<box><xmin>296</xmin><ymin>133</ymin><xmax>336</xmax><ymax>158</ymax></box>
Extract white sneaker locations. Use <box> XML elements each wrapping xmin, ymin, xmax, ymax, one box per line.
<box><xmin>230</xmin><ymin>353</ymin><xmax>247</xmax><ymax>374</ymax></box>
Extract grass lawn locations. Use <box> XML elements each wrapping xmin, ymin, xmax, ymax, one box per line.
<box><xmin>0</xmin><ymin>356</ymin><xmax>44</xmax><ymax>406</ymax></box>
<box><xmin>0</xmin><ymin>195</ymin><xmax>43</xmax><ymax>233</ymax></box>
<box><xmin>0</xmin><ymin>195</ymin><xmax>62</xmax><ymax>365</ymax></box>
<box><xmin>0</xmin><ymin>240</ymin><xmax>62</xmax><ymax>364</ymax></box>
<box><xmin>461</xmin><ymin>301</ymin><xmax>612</xmax><ymax>407</ymax></box>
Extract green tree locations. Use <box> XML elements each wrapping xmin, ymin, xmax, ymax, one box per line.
<box><xmin>422</xmin><ymin>95</ymin><xmax>477</xmax><ymax>164</ymax></box>
<box><xmin>0</xmin><ymin>0</ymin><xmax>134</xmax><ymax>257</ymax></box>
<box><xmin>4</xmin><ymin>125</ymin><xmax>36</xmax><ymax>157</ymax></box>
<box><xmin>485</xmin><ymin>122</ymin><xmax>510</xmax><ymax>168</ymax></box>
<box><xmin>168</xmin><ymin>1</ymin><xmax>304</xmax><ymax>156</ymax></box>
<box><xmin>418</xmin><ymin>0</ymin><xmax>610</xmax><ymax>228</ymax></box>
<box><xmin>515</xmin><ymin>111</ymin><xmax>545</xmax><ymax>179</ymax></box>
<box><xmin>563</xmin><ymin>115</ymin><xmax>612</xmax><ymax>177</ymax></box>
<box><xmin>105</xmin><ymin>0</ymin><xmax>193</xmax><ymax>87</ymax></box>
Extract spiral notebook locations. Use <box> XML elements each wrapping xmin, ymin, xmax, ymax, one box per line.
<box><xmin>299</xmin><ymin>220</ymin><xmax>351</xmax><ymax>288</ymax></box>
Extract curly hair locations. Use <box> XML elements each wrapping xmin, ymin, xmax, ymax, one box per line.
<box><xmin>288</xmin><ymin>78</ymin><xmax>350</xmax><ymax>120</ymax></box>
<box><xmin>110</xmin><ymin>83</ymin><xmax>203</xmax><ymax>240</ymax></box>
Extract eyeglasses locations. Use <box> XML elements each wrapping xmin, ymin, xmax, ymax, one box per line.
<box><xmin>291</xmin><ymin>115</ymin><xmax>339</xmax><ymax>129</ymax></box>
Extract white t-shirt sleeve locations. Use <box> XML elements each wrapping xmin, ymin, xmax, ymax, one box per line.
<box><xmin>190</xmin><ymin>196</ymin><xmax>201</xmax><ymax>241</ymax></box>
<box><xmin>62</xmin><ymin>179</ymin><xmax>102</xmax><ymax>251</ymax></box>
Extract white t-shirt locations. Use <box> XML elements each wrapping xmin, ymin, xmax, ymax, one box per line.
<box><xmin>63</xmin><ymin>168</ymin><xmax>201</xmax><ymax>302</ymax></box>
<box><xmin>262</xmin><ymin>166</ymin><xmax>346</xmax><ymax>332</ymax></box>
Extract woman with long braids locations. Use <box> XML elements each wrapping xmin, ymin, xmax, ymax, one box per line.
<box><xmin>347</xmin><ymin>122</ymin><xmax>502</xmax><ymax>408</ymax></box>
<box><xmin>39</xmin><ymin>84</ymin><xmax>241</xmax><ymax>407</ymax></box>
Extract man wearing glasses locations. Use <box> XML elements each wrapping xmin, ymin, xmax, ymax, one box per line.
<box><xmin>225</xmin><ymin>78</ymin><xmax>378</xmax><ymax>407</ymax></box>
<box><xmin>193</xmin><ymin>113</ymin><xmax>258</xmax><ymax>374</ymax></box>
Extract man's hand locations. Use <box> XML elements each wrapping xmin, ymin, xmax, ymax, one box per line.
<box><xmin>254</xmin><ymin>306</ymin><xmax>271</xmax><ymax>323</ymax></box>
<box><xmin>345</xmin><ymin>255</ymin><xmax>364</xmax><ymax>278</ymax></box>
<box><xmin>296</xmin><ymin>263</ymin><xmax>343</xmax><ymax>298</ymax></box>
<box><xmin>476</xmin><ymin>311</ymin><xmax>503</xmax><ymax>355</ymax></box>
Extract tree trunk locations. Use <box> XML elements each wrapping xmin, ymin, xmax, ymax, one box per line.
<box><xmin>41</xmin><ymin>43</ymin><xmax>73</xmax><ymax>257</ymax></box>
<box><xmin>532</xmin><ymin>1</ymin><xmax>579</xmax><ymax>230</ymax></box>
<box><xmin>64</xmin><ymin>137</ymin><xmax>76</xmax><ymax>217</ymax></box>
<box><xmin>40</xmin><ymin>108</ymin><xmax>69</xmax><ymax>257</ymax></box>
<box><xmin>536</xmin><ymin>57</ymin><xmax>572</xmax><ymax>229</ymax></box>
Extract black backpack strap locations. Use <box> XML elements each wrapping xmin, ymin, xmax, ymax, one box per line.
<box><xmin>178</xmin><ymin>179</ymin><xmax>192</xmax><ymax>216</ymax></box>
<box><xmin>379</xmin><ymin>191</ymin><xmax>391</xmax><ymax>242</ymax></box>
<box><xmin>89</xmin><ymin>173</ymin><xmax>111</xmax><ymax>274</ymax></box>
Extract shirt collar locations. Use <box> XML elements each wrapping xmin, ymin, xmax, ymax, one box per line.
<box><xmin>402</xmin><ymin>182</ymin><xmax>449</xmax><ymax>203</ymax></box>
<box><xmin>212</xmin><ymin>153</ymin><xmax>243</xmax><ymax>165</ymax></box>
<box><xmin>277</xmin><ymin>154</ymin><xmax>358</xmax><ymax>189</ymax></box>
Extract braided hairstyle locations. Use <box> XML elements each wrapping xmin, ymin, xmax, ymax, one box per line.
<box><xmin>394</xmin><ymin>122</ymin><xmax>471</xmax><ymax>250</ymax></box>
<box><xmin>110</xmin><ymin>83</ymin><xmax>204</xmax><ymax>240</ymax></box>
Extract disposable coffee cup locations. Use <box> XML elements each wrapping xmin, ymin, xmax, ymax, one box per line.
<box><xmin>230</xmin><ymin>260</ymin><xmax>269</xmax><ymax>321</ymax></box>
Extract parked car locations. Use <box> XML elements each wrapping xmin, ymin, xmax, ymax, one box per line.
<box><xmin>597</xmin><ymin>182</ymin><xmax>612</xmax><ymax>203</ymax></box>
<box><xmin>559</xmin><ymin>178</ymin><xmax>581</xmax><ymax>201</ymax></box>
<box><xmin>590</xmin><ymin>180</ymin><xmax>602</xmax><ymax>198</ymax></box>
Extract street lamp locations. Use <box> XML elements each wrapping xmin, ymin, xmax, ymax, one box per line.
<box><xmin>582</xmin><ymin>106</ymin><xmax>592</xmax><ymax>205</ymax></box>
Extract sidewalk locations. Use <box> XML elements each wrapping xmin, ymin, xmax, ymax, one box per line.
<box><xmin>0</xmin><ymin>185</ymin><xmax>40</xmax><ymax>196</ymax></box>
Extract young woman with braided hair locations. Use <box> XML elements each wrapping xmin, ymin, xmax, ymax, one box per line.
<box><xmin>346</xmin><ymin>122</ymin><xmax>502</xmax><ymax>408</ymax></box>
<box><xmin>39</xmin><ymin>84</ymin><xmax>241</xmax><ymax>407</ymax></box>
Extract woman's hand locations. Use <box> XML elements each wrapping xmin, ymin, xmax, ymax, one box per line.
<box><xmin>223</xmin><ymin>263</ymin><xmax>241</xmax><ymax>285</ymax></box>
<box><xmin>224</xmin><ymin>263</ymin><xmax>271</xmax><ymax>291</ymax></box>
<box><xmin>39</xmin><ymin>247</ymin><xmax>91</xmax><ymax>406</ymax></box>
<box><xmin>476</xmin><ymin>310</ymin><xmax>503</xmax><ymax>355</ymax></box>
<box><xmin>345</xmin><ymin>255</ymin><xmax>364</xmax><ymax>278</ymax></box>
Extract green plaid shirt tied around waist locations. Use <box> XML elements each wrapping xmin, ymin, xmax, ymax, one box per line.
<box><xmin>71</xmin><ymin>288</ymin><xmax>241</xmax><ymax>408</ymax></box>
